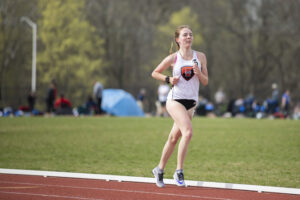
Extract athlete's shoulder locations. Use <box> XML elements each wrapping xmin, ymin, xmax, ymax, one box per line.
<box><xmin>165</xmin><ymin>52</ymin><xmax>178</xmax><ymax>65</ymax></box>
<box><xmin>194</xmin><ymin>51</ymin><xmax>206</xmax><ymax>59</ymax></box>
<box><xmin>194</xmin><ymin>51</ymin><xmax>207</xmax><ymax>63</ymax></box>
<box><xmin>168</xmin><ymin>52</ymin><xmax>178</xmax><ymax>60</ymax></box>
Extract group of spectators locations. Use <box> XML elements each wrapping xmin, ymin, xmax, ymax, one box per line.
<box><xmin>76</xmin><ymin>81</ymin><xmax>104</xmax><ymax>116</ymax></box>
<box><xmin>44</xmin><ymin>80</ymin><xmax>105</xmax><ymax>116</ymax></box>
<box><xmin>1</xmin><ymin>81</ymin><xmax>299</xmax><ymax>120</ymax></box>
<box><xmin>44</xmin><ymin>80</ymin><xmax>73</xmax><ymax>116</ymax></box>
<box><xmin>154</xmin><ymin>82</ymin><xmax>299</xmax><ymax>120</ymax></box>
<box><xmin>195</xmin><ymin>83</ymin><xmax>298</xmax><ymax>119</ymax></box>
<box><xmin>0</xmin><ymin>80</ymin><xmax>104</xmax><ymax>117</ymax></box>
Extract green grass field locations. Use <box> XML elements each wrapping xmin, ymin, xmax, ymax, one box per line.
<box><xmin>0</xmin><ymin>117</ymin><xmax>299</xmax><ymax>188</ymax></box>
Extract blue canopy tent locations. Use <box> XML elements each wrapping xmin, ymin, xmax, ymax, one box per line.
<box><xmin>101</xmin><ymin>89</ymin><xmax>144</xmax><ymax>117</ymax></box>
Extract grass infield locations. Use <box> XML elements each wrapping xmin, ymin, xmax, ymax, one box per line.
<box><xmin>0</xmin><ymin>117</ymin><xmax>299</xmax><ymax>188</ymax></box>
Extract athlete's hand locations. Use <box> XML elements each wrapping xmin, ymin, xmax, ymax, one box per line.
<box><xmin>171</xmin><ymin>75</ymin><xmax>180</xmax><ymax>85</ymax></box>
<box><xmin>193</xmin><ymin>63</ymin><xmax>201</xmax><ymax>76</ymax></box>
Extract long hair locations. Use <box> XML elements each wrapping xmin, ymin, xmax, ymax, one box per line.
<box><xmin>169</xmin><ymin>25</ymin><xmax>191</xmax><ymax>54</ymax></box>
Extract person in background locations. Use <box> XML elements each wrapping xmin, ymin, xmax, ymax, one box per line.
<box><xmin>293</xmin><ymin>102</ymin><xmax>300</xmax><ymax>120</ymax></box>
<box><xmin>267</xmin><ymin>83</ymin><xmax>280</xmax><ymax>114</ymax></box>
<box><xmin>151</xmin><ymin>25</ymin><xmax>208</xmax><ymax>188</ymax></box>
<box><xmin>85</xmin><ymin>95</ymin><xmax>97</xmax><ymax>115</ymax></box>
<box><xmin>55</xmin><ymin>94</ymin><xmax>72</xmax><ymax>115</ymax></box>
<box><xmin>281</xmin><ymin>89</ymin><xmax>291</xmax><ymax>117</ymax></box>
<box><xmin>27</xmin><ymin>91</ymin><xmax>36</xmax><ymax>112</ymax></box>
<box><xmin>137</xmin><ymin>88</ymin><xmax>146</xmax><ymax>111</ymax></box>
<box><xmin>93</xmin><ymin>81</ymin><xmax>103</xmax><ymax>114</ymax></box>
<box><xmin>214</xmin><ymin>87</ymin><xmax>226</xmax><ymax>116</ymax></box>
<box><xmin>157</xmin><ymin>81</ymin><xmax>170</xmax><ymax>117</ymax></box>
<box><xmin>46</xmin><ymin>80</ymin><xmax>57</xmax><ymax>115</ymax></box>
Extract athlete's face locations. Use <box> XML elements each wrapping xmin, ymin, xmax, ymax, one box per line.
<box><xmin>176</xmin><ymin>28</ymin><xmax>193</xmax><ymax>48</ymax></box>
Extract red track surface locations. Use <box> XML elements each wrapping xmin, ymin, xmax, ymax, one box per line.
<box><xmin>0</xmin><ymin>174</ymin><xmax>299</xmax><ymax>200</ymax></box>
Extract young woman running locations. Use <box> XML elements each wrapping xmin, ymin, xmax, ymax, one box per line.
<box><xmin>152</xmin><ymin>25</ymin><xmax>208</xmax><ymax>187</ymax></box>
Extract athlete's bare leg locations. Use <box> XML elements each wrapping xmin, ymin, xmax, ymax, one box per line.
<box><xmin>166</xmin><ymin>100</ymin><xmax>194</xmax><ymax>170</ymax></box>
<box><xmin>158</xmin><ymin>122</ymin><xmax>181</xmax><ymax>170</ymax></box>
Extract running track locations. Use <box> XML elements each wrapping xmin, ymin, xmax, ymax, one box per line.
<box><xmin>0</xmin><ymin>174</ymin><xmax>299</xmax><ymax>200</ymax></box>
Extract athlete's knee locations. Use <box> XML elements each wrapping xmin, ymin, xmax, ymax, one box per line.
<box><xmin>182</xmin><ymin>127</ymin><xmax>193</xmax><ymax>141</ymax></box>
<box><xmin>168</xmin><ymin>134</ymin><xmax>180</xmax><ymax>145</ymax></box>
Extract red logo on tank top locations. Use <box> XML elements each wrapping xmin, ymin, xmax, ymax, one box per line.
<box><xmin>181</xmin><ymin>66</ymin><xmax>194</xmax><ymax>81</ymax></box>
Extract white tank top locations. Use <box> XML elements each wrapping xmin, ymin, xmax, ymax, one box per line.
<box><xmin>167</xmin><ymin>51</ymin><xmax>201</xmax><ymax>102</ymax></box>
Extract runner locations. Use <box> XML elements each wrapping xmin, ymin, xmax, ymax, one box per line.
<box><xmin>151</xmin><ymin>25</ymin><xmax>208</xmax><ymax>188</ymax></box>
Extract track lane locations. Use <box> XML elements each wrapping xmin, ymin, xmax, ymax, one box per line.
<box><xmin>0</xmin><ymin>174</ymin><xmax>299</xmax><ymax>200</ymax></box>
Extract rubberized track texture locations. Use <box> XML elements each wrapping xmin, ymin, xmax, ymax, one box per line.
<box><xmin>0</xmin><ymin>174</ymin><xmax>300</xmax><ymax>200</ymax></box>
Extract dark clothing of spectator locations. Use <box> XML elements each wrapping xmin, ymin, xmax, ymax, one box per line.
<box><xmin>55</xmin><ymin>95</ymin><xmax>72</xmax><ymax>115</ymax></box>
<box><xmin>85</xmin><ymin>96</ymin><xmax>97</xmax><ymax>114</ymax></box>
<box><xmin>27</xmin><ymin>92</ymin><xmax>36</xmax><ymax>111</ymax></box>
<box><xmin>93</xmin><ymin>82</ymin><xmax>103</xmax><ymax>114</ymax></box>
<box><xmin>55</xmin><ymin>97</ymin><xmax>72</xmax><ymax>109</ymax></box>
<box><xmin>46</xmin><ymin>84</ymin><xmax>57</xmax><ymax>113</ymax></box>
<box><xmin>281</xmin><ymin>90</ymin><xmax>291</xmax><ymax>116</ymax></box>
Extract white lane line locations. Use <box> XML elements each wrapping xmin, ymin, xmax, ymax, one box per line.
<box><xmin>0</xmin><ymin>191</ymin><xmax>104</xmax><ymax>200</ymax></box>
<box><xmin>1</xmin><ymin>168</ymin><xmax>299</xmax><ymax>195</ymax></box>
<box><xmin>0</xmin><ymin>180</ymin><xmax>236</xmax><ymax>200</ymax></box>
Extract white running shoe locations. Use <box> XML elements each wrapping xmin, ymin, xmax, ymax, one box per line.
<box><xmin>173</xmin><ymin>170</ymin><xmax>185</xmax><ymax>187</ymax></box>
<box><xmin>152</xmin><ymin>167</ymin><xmax>165</xmax><ymax>188</ymax></box>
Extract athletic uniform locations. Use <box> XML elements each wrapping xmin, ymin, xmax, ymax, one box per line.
<box><xmin>167</xmin><ymin>51</ymin><xmax>201</xmax><ymax>110</ymax></box>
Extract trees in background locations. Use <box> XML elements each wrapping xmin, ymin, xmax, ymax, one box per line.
<box><xmin>0</xmin><ymin>0</ymin><xmax>38</xmax><ymax>108</ymax></box>
<box><xmin>85</xmin><ymin>0</ymin><xmax>182</xmax><ymax>111</ymax></box>
<box><xmin>192</xmin><ymin>0</ymin><xmax>300</xmax><ymax>103</ymax></box>
<box><xmin>38</xmin><ymin>0</ymin><xmax>104</xmax><ymax>106</ymax></box>
<box><xmin>0</xmin><ymin>0</ymin><xmax>299</xmax><ymax>112</ymax></box>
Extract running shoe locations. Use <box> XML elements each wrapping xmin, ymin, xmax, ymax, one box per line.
<box><xmin>173</xmin><ymin>169</ymin><xmax>185</xmax><ymax>187</ymax></box>
<box><xmin>152</xmin><ymin>167</ymin><xmax>165</xmax><ymax>188</ymax></box>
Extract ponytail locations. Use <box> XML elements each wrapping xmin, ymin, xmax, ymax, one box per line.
<box><xmin>169</xmin><ymin>41</ymin><xmax>174</xmax><ymax>55</ymax></box>
<box><xmin>169</xmin><ymin>40</ymin><xmax>179</xmax><ymax>55</ymax></box>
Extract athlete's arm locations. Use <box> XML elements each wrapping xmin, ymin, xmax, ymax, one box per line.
<box><xmin>152</xmin><ymin>53</ymin><xmax>179</xmax><ymax>85</ymax></box>
<box><xmin>194</xmin><ymin>52</ymin><xmax>208</xmax><ymax>86</ymax></box>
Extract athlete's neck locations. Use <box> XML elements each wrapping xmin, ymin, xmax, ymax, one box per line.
<box><xmin>179</xmin><ymin>48</ymin><xmax>193</xmax><ymax>60</ymax></box>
